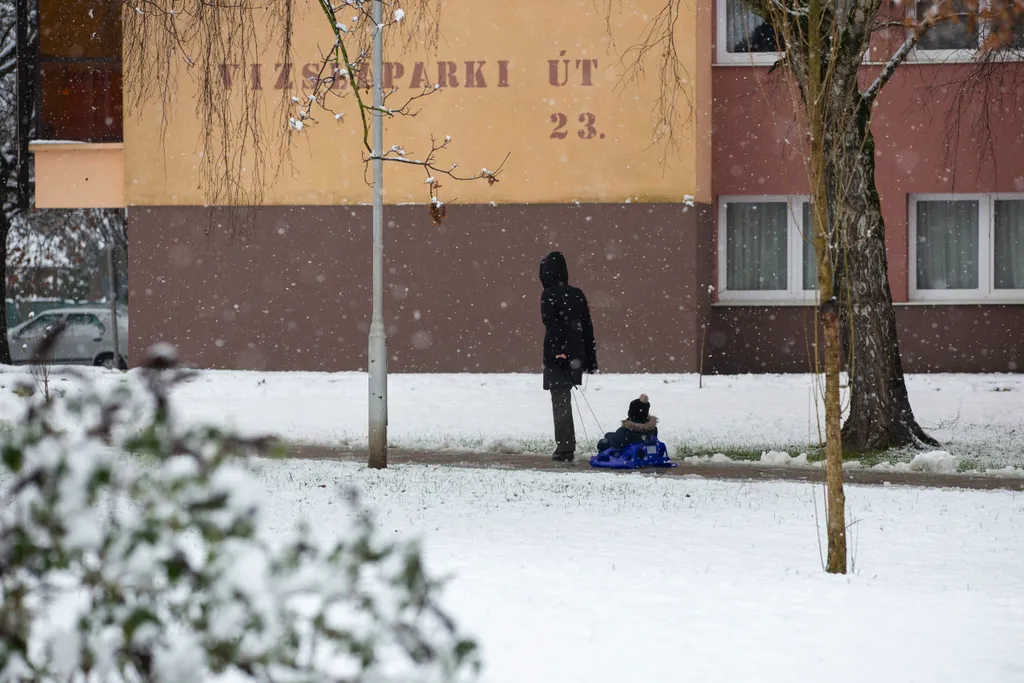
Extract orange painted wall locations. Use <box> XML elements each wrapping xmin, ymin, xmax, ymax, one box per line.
<box><xmin>123</xmin><ymin>0</ymin><xmax>710</xmax><ymax>207</ymax></box>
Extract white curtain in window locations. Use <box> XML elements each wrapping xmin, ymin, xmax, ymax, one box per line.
<box><xmin>994</xmin><ymin>199</ymin><xmax>1024</xmax><ymax>289</ymax></box>
<box><xmin>916</xmin><ymin>200</ymin><xmax>979</xmax><ymax>290</ymax></box>
<box><xmin>726</xmin><ymin>202</ymin><xmax>788</xmax><ymax>291</ymax></box>
<box><xmin>801</xmin><ymin>202</ymin><xmax>818</xmax><ymax>290</ymax></box>
<box><xmin>726</xmin><ymin>0</ymin><xmax>769</xmax><ymax>52</ymax></box>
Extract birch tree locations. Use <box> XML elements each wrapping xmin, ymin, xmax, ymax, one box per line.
<box><xmin>714</xmin><ymin>0</ymin><xmax>1023</xmax><ymax>452</ymax></box>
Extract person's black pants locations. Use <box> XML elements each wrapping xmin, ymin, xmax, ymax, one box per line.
<box><xmin>550</xmin><ymin>387</ymin><xmax>576</xmax><ymax>454</ymax></box>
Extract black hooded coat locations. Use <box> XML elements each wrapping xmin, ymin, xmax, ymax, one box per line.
<box><xmin>539</xmin><ymin>252</ymin><xmax>598</xmax><ymax>389</ymax></box>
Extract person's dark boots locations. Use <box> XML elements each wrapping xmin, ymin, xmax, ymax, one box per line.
<box><xmin>552</xmin><ymin>451</ymin><xmax>575</xmax><ymax>463</ymax></box>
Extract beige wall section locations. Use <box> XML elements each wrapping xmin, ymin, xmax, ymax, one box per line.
<box><xmin>30</xmin><ymin>142</ymin><xmax>125</xmax><ymax>209</ymax></box>
<box><xmin>124</xmin><ymin>0</ymin><xmax>708</xmax><ymax>206</ymax></box>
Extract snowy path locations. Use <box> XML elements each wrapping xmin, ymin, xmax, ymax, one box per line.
<box><xmin>2</xmin><ymin>367</ymin><xmax>1023</xmax><ymax>467</ymax></box>
<box><xmin>286</xmin><ymin>445</ymin><xmax>1024</xmax><ymax>489</ymax></box>
<box><xmin>259</xmin><ymin>460</ymin><xmax>1024</xmax><ymax>683</ymax></box>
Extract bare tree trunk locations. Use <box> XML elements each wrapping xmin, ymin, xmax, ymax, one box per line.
<box><xmin>835</xmin><ymin>104</ymin><xmax>937</xmax><ymax>452</ymax></box>
<box><xmin>0</xmin><ymin>215</ymin><xmax>12</xmax><ymax>365</ymax></box>
<box><xmin>822</xmin><ymin>302</ymin><xmax>846</xmax><ymax>572</ymax></box>
<box><xmin>806</xmin><ymin>0</ymin><xmax>846</xmax><ymax>575</ymax></box>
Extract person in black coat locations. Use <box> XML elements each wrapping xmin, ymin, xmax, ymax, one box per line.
<box><xmin>539</xmin><ymin>251</ymin><xmax>597</xmax><ymax>462</ymax></box>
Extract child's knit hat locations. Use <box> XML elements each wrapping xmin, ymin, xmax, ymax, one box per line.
<box><xmin>627</xmin><ymin>394</ymin><xmax>650</xmax><ymax>424</ymax></box>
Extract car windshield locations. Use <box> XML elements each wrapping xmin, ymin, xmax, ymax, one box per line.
<box><xmin>16</xmin><ymin>314</ymin><xmax>63</xmax><ymax>338</ymax></box>
<box><xmin>66</xmin><ymin>313</ymin><xmax>106</xmax><ymax>336</ymax></box>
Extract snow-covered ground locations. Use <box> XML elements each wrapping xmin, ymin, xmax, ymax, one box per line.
<box><xmin>1</xmin><ymin>367</ymin><xmax>1022</xmax><ymax>468</ymax></box>
<box><xmin>263</xmin><ymin>459</ymin><xmax>1024</xmax><ymax>683</ymax></box>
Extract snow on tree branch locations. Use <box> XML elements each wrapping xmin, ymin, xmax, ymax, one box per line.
<box><xmin>610</xmin><ymin>0</ymin><xmax>695</xmax><ymax>167</ymax></box>
<box><xmin>0</xmin><ymin>343</ymin><xmax>481</xmax><ymax>683</ymax></box>
<box><xmin>294</xmin><ymin>0</ymin><xmax>506</xmax><ymax>216</ymax></box>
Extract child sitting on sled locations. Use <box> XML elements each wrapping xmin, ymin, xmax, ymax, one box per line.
<box><xmin>596</xmin><ymin>394</ymin><xmax>658</xmax><ymax>452</ymax></box>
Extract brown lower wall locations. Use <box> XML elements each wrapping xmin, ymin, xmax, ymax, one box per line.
<box><xmin>128</xmin><ymin>203</ymin><xmax>714</xmax><ymax>373</ymax></box>
<box><xmin>129</xmin><ymin>203</ymin><xmax>1021</xmax><ymax>375</ymax></box>
<box><xmin>706</xmin><ymin>304</ymin><xmax>1024</xmax><ymax>374</ymax></box>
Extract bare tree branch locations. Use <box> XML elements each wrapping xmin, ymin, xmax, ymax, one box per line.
<box><xmin>609</xmin><ymin>0</ymin><xmax>694</xmax><ymax>167</ymax></box>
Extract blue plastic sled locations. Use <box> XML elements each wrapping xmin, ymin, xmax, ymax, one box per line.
<box><xmin>589</xmin><ymin>436</ymin><xmax>677</xmax><ymax>470</ymax></box>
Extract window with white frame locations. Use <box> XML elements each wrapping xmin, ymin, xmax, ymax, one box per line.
<box><xmin>912</xmin><ymin>0</ymin><xmax>1024</xmax><ymax>58</ymax></box>
<box><xmin>909</xmin><ymin>194</ymin><xmax>1024</xmax><ymax>301</ymax></box>
<box><xmin>716</xmin><ymin>0</ymin><xmax>782</xmax><ymax>65</ymax></box>
<box><xmin>718</xmin><ymin>196</ymin><xmax>819</xmax><ymax>302</ymax></box>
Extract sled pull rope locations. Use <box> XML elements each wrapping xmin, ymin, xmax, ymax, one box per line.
<box><xmin>571</xmin><ymin>389</ymin><xmax>594</xmax><ymax>452</ymax></box>
<box><xmin>573</xmin><ymin>383</ymin><xmax>605</xmax><ymax>436</ymax></box>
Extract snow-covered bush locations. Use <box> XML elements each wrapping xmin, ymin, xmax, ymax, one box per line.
<box><xmin>0</xmin><ymin>346</ymin><xmax>479</xmax><ymax>682</ymax></box>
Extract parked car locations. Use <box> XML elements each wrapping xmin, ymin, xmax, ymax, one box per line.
<box><xmin>7</xmin><ymin>307</ymin><xmax>128</xmax><ymax>369</ymax></box>
<box><xmin>5</xmin><ymin>299</ymin><xmax>17</xmax><ymax>330</ymax></box>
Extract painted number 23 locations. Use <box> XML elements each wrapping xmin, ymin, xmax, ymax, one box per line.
<box><xmin>550</xmin><ymin>113</ymin><xmax>604</xmax><ymax>140</ymax></box>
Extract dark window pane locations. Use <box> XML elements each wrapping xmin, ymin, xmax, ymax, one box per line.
<box><xmin>994</xmin><ymin>200</ymin><xmax>1024</xmax><ymax>289</ymax></box>
<box><xmin>39</xmin><ymin>63</ymin><xmax>122</xmax><ymax>142</ymax></box>
<box><xmin>39</xmin><ymin>0</ymin><xmax>121</xmax><ymax>59</ymax></box>
<box><xmin>916</xmin><ymin>0</ymin><xmax>980</xmax><ymax>50</ymax></box>
<box><xmin>726</xmin><ymin>0</ymin><xmax>780</xmax><ymax>53</ymax></box>
<box><xmin>38</xmin><ymin>0</ymin><xmax>123</xmax><ymax>142</ymax></box>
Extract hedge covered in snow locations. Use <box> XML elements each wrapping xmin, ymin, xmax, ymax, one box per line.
<box><xmin>0</xmin><ymin>345</ymin><xmax>478</xmax><ymax>683</ymax></box>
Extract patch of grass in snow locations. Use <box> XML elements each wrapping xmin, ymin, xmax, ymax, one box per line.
<box><xmin>956</xmin><ymin>457</ymin><xmax>983</xmax><ymax>473</ymax></box>
<box><xmin>843</xmin><ymin>449</ymin><xmax>905</xmax><ymax>468</ymax></box>
<box><xmin>670</xmin><ymin>443</ymin><xmax>813</xmax><ymax>462</ymax></box>
<box><xmin>671</xmin><ymin>442</ymin><xmax>931</xmax><ymax>469</ymax></box>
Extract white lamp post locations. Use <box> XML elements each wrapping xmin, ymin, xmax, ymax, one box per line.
<box><xmin>367</xmin><ymin>0</ymin><xmax>388</xmax><ymax>469</ymax></box>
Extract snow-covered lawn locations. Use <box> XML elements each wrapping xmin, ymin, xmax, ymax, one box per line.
<box><xmin>1</xmin><ymin>367</ymin><xmax>1023</xmax><ymax>468</ymax></box>
<box><xmin>263</xmin><ymin>459</ymin><xmax>1024</xmax><ymax>683</ymax></box>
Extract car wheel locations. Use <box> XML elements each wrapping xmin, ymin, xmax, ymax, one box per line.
<box><xmin>95</xmin><ymin>354</ymin><xmax>127</xmax><ymax>371</ymax></box>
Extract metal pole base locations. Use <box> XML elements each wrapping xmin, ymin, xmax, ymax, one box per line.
<box><xmin>368</xmin><ymin>318</ymin><xmax>388</xmax><ymax>469</ymax></box>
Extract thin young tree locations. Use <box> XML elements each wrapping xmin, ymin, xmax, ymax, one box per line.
<box><xmin>737</xmin><ymin>0</ymin><xmax>849</xmax><ymax>573</ymax></box>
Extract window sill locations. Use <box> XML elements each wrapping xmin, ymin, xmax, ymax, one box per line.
<box><xmin>905</xmin><ymin>50</ymin><xmax>1024</xmax><ymax>65</ymax></box>
<box><xmin>30</xmin><ymin>141</ymin><xmax>124</xmax><ymax>150</ymax></box>
<box><xmin>900</xmin><ymin>299</ymin><xmax>1024</xmax><ymax>306</ymax></box>
<box><xmin>711</xmin><ymin>299</ymin><xmax>1024</xmax><ymax>308</ymax></box>
<box><xmin>713</xmin><ymin>299</ymin><xmax>817</xmax><ymax>307</ymax></box>
<box><xmin>713</xmin><ymin>54</ymin><xmax>781</xmax><ymax>67</ymax></box>
<box><xmin>712</xmin><ymin>54</ymin><xmax>1023</xmax><ymax>68</ymax></box>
